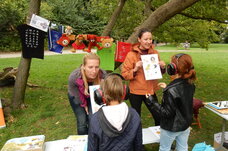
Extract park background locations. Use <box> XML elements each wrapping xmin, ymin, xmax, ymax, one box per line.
<box><xmin>0</xmin><ymin>0</ymin><xmax>228</xmax><ymax>150</ymax></box>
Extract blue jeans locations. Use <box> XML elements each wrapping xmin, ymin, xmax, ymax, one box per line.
<box><xmin>159</xmin><ymin>127</ymin><xmax>190</xmax><ymax>151</ymax></box>
<box><xmin>68</xmin><ymin>94</ymin><xmax>92</xmax><ymax>135</ymax></box>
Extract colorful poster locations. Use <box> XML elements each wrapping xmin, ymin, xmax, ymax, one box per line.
<box><xmin>1</xmin><ymin>135</ymin><xmax>45</xmax><ymax>151</ymax></box>
<box><xmin>141</xmin><ymin>54</ymin><xmax>162</xmax><ymax>80</ymax></box>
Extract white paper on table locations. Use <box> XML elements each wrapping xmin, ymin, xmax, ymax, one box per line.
<box><xmin>67</xmin><ymin>135</ymin><xmax>88</xmax><ymax>151</ymax></box>
<box><xmin>214</xmin><ymin>132</ymin><xmax>228</xmax><ymax>144</ymax></box>
<box><xmin>89</xmin><ymin>85</ymin><xmax>103</xmax><ymax>114</ymax></box>
<box><xmin>44</xmin><ymin>139</ymin><xmax>67</xmax><ymax>151</ymax></box>
<box><xmin>142</xmin><ymin>126</ymin><xmax>160</xmax><ymax>144</ymax></box>
<box><xmin>45</xmin><ymin>138</ymin><xmax>88</xmax><ymax>151</ymax></box>
<box><xmin>207</xmin><ymin>101</ymin><xmax>228</xmax><ymax>110</ymax></box>
<box><xmin>149</xmin><ymin>126</ymin><xmax>161</xmax><ymax>139</ymax></box>
<box><xmin>141</xmin><ymin>54</ymin><xmax>162</xmax><ymax>80</ymax></box>
<box><xmin>30</xmin><ymin>14</ymin><xmax>50</xmax><ymax>32</ymax></box>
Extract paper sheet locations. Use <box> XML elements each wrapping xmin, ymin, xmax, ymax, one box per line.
<box><xmin>141</xmin><ymin>54</ymin><xmax>162</xmax><ymax>80</ymax></box>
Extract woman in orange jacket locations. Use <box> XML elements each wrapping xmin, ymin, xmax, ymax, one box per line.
<box><xmin>121</xmin><ymin>28</ymin><xmax>166</xmax><ymax>126</ymax></box>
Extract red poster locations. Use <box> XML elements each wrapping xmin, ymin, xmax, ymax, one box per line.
<box><xmin>115</xmin><ymin>41</ymin><xmax>132</xmax><ymax>62</ymax></box>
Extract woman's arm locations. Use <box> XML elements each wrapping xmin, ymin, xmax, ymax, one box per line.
<box><xmin>147</xmin><ymin>91</ymin><xmax>176</xmax><ymax>118</ymax></box>
<box><xmin>121</xmin><ymin>52</ymin><xmax>141</xmax><ymax>80</ymax></box>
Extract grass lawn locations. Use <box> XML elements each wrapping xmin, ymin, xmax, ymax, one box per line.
<box><xmin>0</xmin><ymin>44</ymin><xmax>228</xmax><ymax>150</ymax></box>
<box><xmin>156</xmin><ymin>43</ymin><xmax>228</xmax><ymax>52</ymax></box>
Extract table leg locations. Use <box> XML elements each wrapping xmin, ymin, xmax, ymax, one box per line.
<box><xmin>215</xmin><ymin>119</ymin><xmax>228</xmax><ymax>151</ymax></box>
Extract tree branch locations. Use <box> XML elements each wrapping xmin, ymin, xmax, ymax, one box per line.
<box><xmin>101</xmin><ymin>0</ymin><xmax>127</xmax><ymax>36</ymax></box>
<box><xmin>150</xmin><ymin>4</ymin><xmax>227</xmax><ymax>24</ymax></box>
<box><xmin>127</xmin><ymin>0</ymin><xmax>201</xmax><ymax>43</ymax></box>
<box><xmin>144</xmin><ymin>0</ymin><xmax>153</xmax><ymax>16</ymax></box>
<box><xmin>179</xmin><ymin>12</ymin><xmax>227</xmax><ymax>24</ymax></box>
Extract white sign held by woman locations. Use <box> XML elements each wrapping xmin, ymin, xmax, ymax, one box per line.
<box><xmin>141</xmin><ymin>54</ymin><xmax>162</xmax><ymax>80</ymax></box>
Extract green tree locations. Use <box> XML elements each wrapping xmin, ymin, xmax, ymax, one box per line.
<box><xmin>47</xmin><ymin>0</ymin><xmax>105</xmax><ymax>35</ymax></box>
<box><xmin>0</xmin><ymin>0</ymin><xmax>28</xmax><ymax>51</ymax></box>
<box><xmin>90</xmin><ymin>0</ymin><xmax>227</xmax><ymax>47</ymax></box>
<box><xmin>153</xmin><ymin>16</ymin><xmax>221</xmax><ymax>49</ymax></box>
<box><xmin>152</xmin><ymin>0</ymin><xmax>227</xmax><ymax>48</ymax></box>
<box><xmin>89</xmin><ymin>0</ymin><xmax>145</xmax><ymax>39</ymax></box>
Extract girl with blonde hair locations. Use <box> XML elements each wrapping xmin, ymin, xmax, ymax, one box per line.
<box><xmin>68</xmin><ymin>52</ymin><xmax>106</xmax><ymax>135</ymax></box>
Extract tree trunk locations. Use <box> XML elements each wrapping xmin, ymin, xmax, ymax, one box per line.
<box><xmin>144</xmin><ymin>0</ymin><xmax>153</xmax><ymax>17</ymax></box>
<box><xmin>126</xmin><ymin>0</ymin><xmax>200</xmax><ymax>43</ymax></box>
<box><xmin>101</xmin><ymin>0</ymin><xmax>127</xmax><ymax>36</ymax></box>
<box><xmin>12</xmin><ymin>0</ymin><xmax>41</xmax><ymax>109</ymax></box>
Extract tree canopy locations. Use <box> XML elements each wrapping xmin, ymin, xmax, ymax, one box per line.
<box><xmin>89</xmin><ymin>0</ymin><xmax>227</xmax><ymax>47</ymax></box>
<box><xmin>0</xmin><ymin>0</ymin><xmax>227</xmax><ymax>51</ymax></box>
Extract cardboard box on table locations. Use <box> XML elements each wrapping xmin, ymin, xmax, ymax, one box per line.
<box><xmin>214</xmin><ymin>132</ymin><xmax>228</xmax><ymax>150</ymax></box>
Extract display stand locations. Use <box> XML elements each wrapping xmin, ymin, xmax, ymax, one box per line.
<box><xmin>205</xmin><ymin>104</ymin><xmax>228</xmax><ymax>151</ymax></box>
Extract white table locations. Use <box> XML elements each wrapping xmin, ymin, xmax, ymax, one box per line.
<box><xmin>142</xmin><ymin>126</ymin><xmax>160</xmax><ymax>145</ymax></box>
<box><xmin>44</xmin><ymin>126</ymin><xmax>160</xmax><ymax>151</ymax></box>
<box><xmin>45</xmin><ymin>135</ymin><xmax>88</xmax><ymax>151</ymax></box>
<box><xmin>45</xmin><ymin>139</ymin><xmax>68</xmax><ymax>151</ymax></box>
<box><xmin>205</xmin><ymin>105</ymin><xmax>228</xmax><ymax>151</ymax></box>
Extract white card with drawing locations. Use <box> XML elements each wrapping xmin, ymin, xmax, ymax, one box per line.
<box><xmin>141</xmin><ymin>54</ymin><xmax>162</xmax><ymax>80</ymax></box>
<box><xmin>89</xmin><ymin>85</ymin><xmax>103</xmax><ymax>114</ymax></box>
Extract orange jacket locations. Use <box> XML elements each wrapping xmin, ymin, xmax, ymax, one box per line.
<box><xmin>121</xmin><ymin>43</ymin><xmax>160</xmax><ymax>95</ymax></box>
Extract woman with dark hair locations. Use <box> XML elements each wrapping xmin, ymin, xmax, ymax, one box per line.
<box><xmin>121</xmin><ymin>28</ymin><xmax>166</xmax><ymax>126</ymax></box>
<box><xmin>68</xmin><ymin>52</ymin><xmax>107</xmax><ymax>135</ymax></box>
<box><xmin>147</xmin><ymin>53</ymin><xmax>196</xmax><ymax>151</ymax></box>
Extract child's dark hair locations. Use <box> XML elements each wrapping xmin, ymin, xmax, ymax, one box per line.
<box><xmin>138</xmin><ymin>28</ymin><xmax>151</xmax><ymax>38</ymax></box>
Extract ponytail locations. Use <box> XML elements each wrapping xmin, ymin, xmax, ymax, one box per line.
<box><xmin>172</xmin><ymin>54</ymin><xmax>197</xmax><ymax>83</ymax></box>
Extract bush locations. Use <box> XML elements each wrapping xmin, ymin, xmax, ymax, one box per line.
<box><xmin>0</xmin><ymin>33</ymin><xmax>22</xmax><ymax>52</ymax></box>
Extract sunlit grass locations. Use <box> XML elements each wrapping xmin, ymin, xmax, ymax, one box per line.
<box><xmin>0</xmin><ymin>45</ymin><xmax>228</xmax><ymax>150</ymax></box>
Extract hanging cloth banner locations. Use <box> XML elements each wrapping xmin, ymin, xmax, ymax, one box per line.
<box><xmin>97</xmin><ymin>43</ymin><xmax>116</xmax><ymax>71</ymax></box>
<box><xmin>115</xmin><ymin>41</ymin><xmax>132</xmax><ymax>62</ymax></box>
<box><xmin>48</xmin><ymin>29</ymin><xmax>63</xmax><ymax>54</ymax></box>
<box><xmin>17</xmin><ymin>24</ymin><xmax>45</xmax><ymax>59</ymax></box>
<box><xmin>30</xmin><ymin>14</ymin><xmax>50</xmax><ymax>32</ymax></box>
<box><xmin>58</xmin><ymin>25</ymin><xmax>64</xmax><ymax>34</ymax></box>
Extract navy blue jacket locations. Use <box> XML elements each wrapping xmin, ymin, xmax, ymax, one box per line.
<box><xmin>88</xmin><ymin>107</ymin><xmax>142</xmax><ymax>151</ymax></box>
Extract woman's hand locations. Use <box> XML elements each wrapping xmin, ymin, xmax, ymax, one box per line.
<box><xmin>158</xmin><ymin>82</ymin><xmax>167</xmax><ymax>88</ymax></box>
<box><xmin>159</xmin><ymin>60</ymin><xmax>166</xmax><ymax>69</ymax></box>
<box><xmin>84</xmin><ymin>106</ymin><xmax>89</xmax><ymax>115</ymax></box>
<box><xmin>133</xmin><ymin>61</ymin><xmax>143</xmax><ymax>72</ymax></box>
